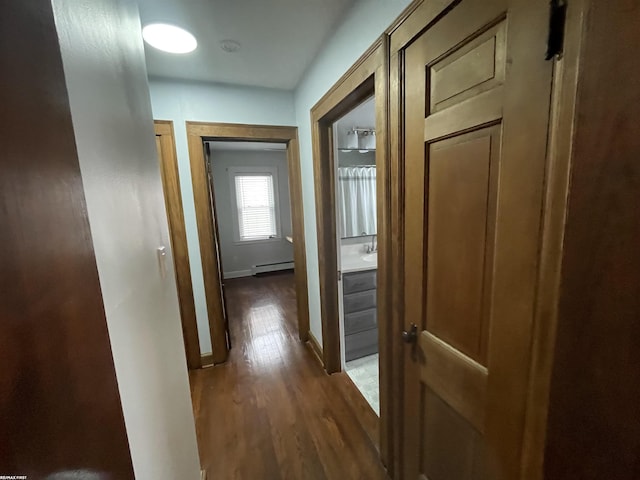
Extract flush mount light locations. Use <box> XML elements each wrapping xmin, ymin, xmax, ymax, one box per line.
<box><xmin>142</xmin><ymin>23</ymin><xmax>197</xmax><ymax>54</ymax></box>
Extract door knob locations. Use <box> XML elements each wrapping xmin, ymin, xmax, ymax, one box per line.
<box><xmin>402</xmin><ymin>323</ymin><xmax>418</xmax><ymax>344</ymax></box>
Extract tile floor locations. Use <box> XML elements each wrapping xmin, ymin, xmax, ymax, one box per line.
<box><xmin>345</xmin><ymin>353</ymin><xmax>380</xmax><ymax>415</ymax></box>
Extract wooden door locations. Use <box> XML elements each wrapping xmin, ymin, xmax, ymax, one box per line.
<box><xmin>205</xmin><ymin>146</ymin><xmax>231</xmax><ymax>351</ymax></box>
<box><xmin>399</xmin><ymin>0</ymin><xmax>553</xmax><ymax>478</ymax></box>
<box><xmin>1</xmin><ymin>1</ymin><xmax>134</xmax><ymax>475</ymax></box>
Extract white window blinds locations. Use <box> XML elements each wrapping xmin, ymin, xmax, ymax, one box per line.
<box><xmin>234</xmin><ymin>174</ymin><xmax>278</xmax><ymax>241</ymax></box>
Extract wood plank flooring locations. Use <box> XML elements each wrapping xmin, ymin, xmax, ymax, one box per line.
<box><xmin>189</xmin><ymin>272</ymin><xmax>388</xmax><ymax>480</ymax></box>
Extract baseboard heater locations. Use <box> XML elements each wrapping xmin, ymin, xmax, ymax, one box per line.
<box><xmin>251</xmin><ymin>260</ymin><xmax>294</xmax><ymax>276</ymax></box>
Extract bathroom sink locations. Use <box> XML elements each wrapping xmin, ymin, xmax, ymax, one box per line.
<box><xmin>361</xmin><ymin>253</ymin><xmax>377</xmax><ymax>262</ymax></box>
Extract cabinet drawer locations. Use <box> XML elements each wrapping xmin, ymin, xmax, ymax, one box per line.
<box><xmin>345</xmin><ymin>328</ymin><xmax>378</xmax><ymax>362</ymax></box>
<box><xmin>343</xmin><ymin>269</ymin><xmax>377</xmax><ymax>294</ymax></box>
<box><xmin>344</xmin><ymin>308</ymin><xmax>377</xmax><ymax>335</ymax></box>
<box><xmin>344</xmin><ymin>289</ymin><xmax>377</xmax><ymax>314</ymax></box>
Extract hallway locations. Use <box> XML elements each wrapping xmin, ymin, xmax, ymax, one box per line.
<box><xmin>189</xmin><ymin>272</ymin><xmax>388</xmax><ymax>479</ymax></box>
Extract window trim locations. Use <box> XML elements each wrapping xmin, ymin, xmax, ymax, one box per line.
<box><xmin>228</xmin><ymin>166</ymin><xmax>282</xmax><ymax>245</ymax></box>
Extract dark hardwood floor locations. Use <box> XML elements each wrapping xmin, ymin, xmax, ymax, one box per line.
<box><xmin>189</xmin><ymin>272</ymin><xmax>388</xmax><ymax>480</ymax></box>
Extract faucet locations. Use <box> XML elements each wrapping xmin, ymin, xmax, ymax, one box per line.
<box><xmin>366</xmin><ymin>234</ymin><xmax>377</xmax><ymax>254</ymax></box>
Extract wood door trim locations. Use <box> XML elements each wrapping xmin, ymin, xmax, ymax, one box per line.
<box><xmin>375</xmin><ymin>35</ymin><xmax>394</xmax><ymax>475</ymax></box>
<box><xmin>311</xmin><ymin>38</ymin><xmax>382</xmax><ymax>375</ymax></box>
<box><xmin>187</xmin><ymin>127</ymin><xmax>227</xmax><ymax>363</ymax></box>
<box><xmin>389</xmin><ymin>0</ymin><xmax>458</xmax><ymax>52</ymax></box>
<box><xmin>200</xmin><ymin>353</ymin><xmax>213</xmax><ymax>367</ymax></box>
<box><xmin>186</xmin><ymin>122</ymin><xmax>310</xmax><ymax>364</ymax></box>
<box><xmin>310</xmin><ymin>35</ymin><xmax>395</xmax><ymax>472</ymax></box>
<box><xmin>154</xmin><ymin>120</ymin><xmax>201</xmax><ymax>369</ymax></box>
<box><xmin>519</xmin><ymin>1</ymin><xmax>588</xmax><ymax>478</ymax></box>
<box><xmin>388</xmin><ymin>51</ymin><xmax>405</xmax><ymax>480</ymax></box>
<box><xmin>385</xmin><ymin>0</ymin><xmax>425</xmax><ymax>37</ymax></box>
<box><xmin>332</xmin><ymin>371</ymin><xmax>380</xmax><ymax>450</ymax></box>
<box><xmin>308</xmin><ymin>330</ymin><xmax>324</xmax><ymax>365</ymax></box>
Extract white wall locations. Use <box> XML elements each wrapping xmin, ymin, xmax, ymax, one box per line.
<box><xmin>145</xmin><ymin>0</ymin><xmax>411</xmax><ymax>353</ymax></box>
<box><xmin>148</xmin><ymin>79</ymin><xmax>296</xmax><ymax>353</ymax></box>
<box><xmin>210</xmin><ymin>149</ymin><xmax>294</xmax><ymax>277</ymax></box>
<box><xmin>52</xmin><ymin>1</ymin><xmax>201</xmax><ymax>479</ymax></box>
<box><xmin>294</xmin><ymin>0</ymin><xmax>412</xmax><ymax>345</ymax></box>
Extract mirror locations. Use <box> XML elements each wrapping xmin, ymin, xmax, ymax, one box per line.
<box><xmin>334</xmin><ymin>97</ymin><xmax>377</xmax><ymax>239</ymax></box>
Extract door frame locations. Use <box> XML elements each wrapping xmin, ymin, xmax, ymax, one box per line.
<box><xmin>186</xmin><ymin>122</ymin><xmax>310</xmax><ymax>365</ymax></box>
<box><xmin>310</xmin><ymin>35</ymin><xmax>394</xmax><ymax>469</ymax></box>
<box><xmin>154</xmin><ymin>120</ymin><xmax>201</xmax><ymax>369</ymax></box>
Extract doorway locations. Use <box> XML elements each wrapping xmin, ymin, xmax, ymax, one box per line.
<box><xmin>205</xmin><ymin>140</ymin><xmax>295</xmax><ymax>278</ymax></box>
<box><xmin>310</xmin><ymin>37</ymin><xmax>394</xmax><ymax>470</ymax></box>
<box><xmin>333</xmin><ymin>96</ymin><xmax>380</xmax><ymax>414</ymax></box>
<box><xmin>185</xmin><ymin>122</ymin><xmax>310</xmax><ymax>365</ymax></box>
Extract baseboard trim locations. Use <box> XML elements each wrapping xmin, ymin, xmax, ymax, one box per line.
<box><xmin>251</xmin><ymin>260</ymin><xmax>295</xmax><ymax>275</ymax></box>
<box><xmin>200</xmin><ymin>353</ymin><xmax>214</xmax><ymax>368</ymax></box>
<box><xmin>223</xmin><ymin>269</ymin><xmax>252</xmax><ymax>279</ymax></box>
<box><xmin>307</xmin><ymin>331</ymin><xmax>323</xmax><ymax>367</ymax></box>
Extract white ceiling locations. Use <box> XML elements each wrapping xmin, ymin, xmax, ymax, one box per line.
<box><xmin>136</xmin><ymin>0</ymin><xmax>356</xmax><ymax>90</ymax></box>
<box><xmin>336</xmin><ymin>95</ymin><xmax>375</xmax><ymax>130</ymax></box>
<box><xmin>207</xmin><ymin>141</ymin><xmax>286</xmax><ymax>152</ymax></box>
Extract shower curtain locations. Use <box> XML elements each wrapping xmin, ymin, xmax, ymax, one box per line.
<box><xmin>337</xmin><ymin>166</ymin><xmax>377</xmax><ymax>238</ymax></box>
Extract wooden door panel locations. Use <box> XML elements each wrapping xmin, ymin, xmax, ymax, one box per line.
<box><xmin>422</xmin><ymin>389</ymin><xmax>487</xmax><ymax>480</ymax></box>
<box><xmin>1</xmin><ymin>2</ymin><xmax>134</xmax><ymax>474</ymax></box>
<box><xmin>430</xmin><ymin>21</ymin><xmax>506</xmax><ymax>114</ymax></box>
<box><xmin>427</xmin><ymin>127</ymin><xmax>500</xmax><ymax>364</ymax></box>
<box><xmin>400</xmin><ymin>0</ymin><xmax>553</xmax><ymax>478</ymax></box>
<box><xmin>419</xmin><ymin>332</ymin><xmax>487</xmax><ymax>433</ymax></box>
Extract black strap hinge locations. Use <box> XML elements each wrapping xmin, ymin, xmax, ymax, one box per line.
<box><xmin>546</xmin><ymin>0</ymin><xmax>567</xmax><ymax>60</ymax></box>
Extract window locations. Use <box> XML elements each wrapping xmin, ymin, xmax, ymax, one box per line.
<box><xmin>229</xmin><ymin>167</ymin><xmax>280</xmax><ymax>243</ymax></box>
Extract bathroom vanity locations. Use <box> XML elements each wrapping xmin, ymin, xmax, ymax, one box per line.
<box><xmin>343</xmin><ymin>268</ymin><xmax>377</xmax><ymax>361</ymax></box>
<box><xmin>340</xmin><ymin>246</ymin><xmax>378</xmax><ymax>362</ymax></box>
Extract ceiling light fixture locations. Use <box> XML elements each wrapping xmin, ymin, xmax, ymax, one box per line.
<box><xmin>142</xmin><ymin>23</ymin><xmax>197</xmax><ymax>54</ymax></box>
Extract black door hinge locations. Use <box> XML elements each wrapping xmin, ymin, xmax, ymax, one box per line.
<box><xmin>546</xmin><ymin>0</ymin><xmax>567</xmax><ymax>60</ymax></box>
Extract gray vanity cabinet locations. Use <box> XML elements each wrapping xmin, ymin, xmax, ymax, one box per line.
<box><xmin>343</xmin><ymin>269</ymin><xmax>378</xmax><ymax>361</ymax></box>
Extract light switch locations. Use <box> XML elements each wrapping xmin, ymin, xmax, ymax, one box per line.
<box><xmin>157</xmin><ymin>246</ymin><xmax>167</xmax><ymax>279</ymax></box>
